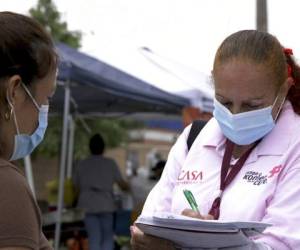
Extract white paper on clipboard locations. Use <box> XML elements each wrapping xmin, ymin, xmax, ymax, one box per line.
<box><xmin>135</xmin><ymin>212</ymin><xmax>271</xmax><ymax>248</ymax></box>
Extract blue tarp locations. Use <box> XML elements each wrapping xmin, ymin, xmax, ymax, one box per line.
<box><xmin>52</xmin><ymin>43</ymin><xmax>190</xmax><ymax>114</ymax></box>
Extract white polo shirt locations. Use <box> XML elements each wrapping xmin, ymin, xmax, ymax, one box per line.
<box><xmin>142</xmin><ymin>101</ymin><xmax>300</xmax><ymax>250</ymax></box>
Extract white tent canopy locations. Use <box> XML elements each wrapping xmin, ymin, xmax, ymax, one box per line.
<box><xmin>138</xmin><ymin>47</ymin><xmax>214</xmax><ymax>112</ymax></box>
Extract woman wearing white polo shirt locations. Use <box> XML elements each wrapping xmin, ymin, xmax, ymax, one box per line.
<box><xmin>131</xmin><ymin>30</ymin><xmax>300</xmax><ymax>250</ymax></box>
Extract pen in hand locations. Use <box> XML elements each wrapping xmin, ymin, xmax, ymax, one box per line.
<box><xmin>183</xmin><ymin>189</ymin><xmax>200</xmax><ymax>213</ymax></box>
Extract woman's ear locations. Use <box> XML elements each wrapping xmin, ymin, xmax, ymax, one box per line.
<box><xmin>279</xmin><ymin>77</ymin><xmax>295</xmax><ymax>99</ymax></box>
<box><xmin>286</xmin><ymin>76</ymin><xmax>295</xmax><ymax>90</ymax></box>
<box><xmin>6</xmin><ymin>75</ymin><xmax>24</xmax><ymax>105</ymax></box>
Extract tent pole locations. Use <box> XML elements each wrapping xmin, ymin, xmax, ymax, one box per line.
<box><xmin>24</xmin><ymin>155</ymin><xmax>35</xmax><ymax>197</ymax></box>
<box><xmin>66</xmin><ymin>115</ymin><xmax>75</xmax><ymax>179</ymax></box>
<box><xmin>54</xmin><ymin>82</ymin><xmax>71</xmax><ymax>250</ymax></box>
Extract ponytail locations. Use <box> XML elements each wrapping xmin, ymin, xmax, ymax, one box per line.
<box><xmin>284</xmin><ymin>49</ymin><xmax>300</xmax><ymax>115</ymax></box>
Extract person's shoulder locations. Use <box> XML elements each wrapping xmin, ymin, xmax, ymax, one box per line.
<box><xmin>0</xmin><ymin>159</ymin><xmax>39</xmax><ymax>213</ymax></box>
<box><xmin>185</xmin><ymin>118</ymin><xmax>221</xmax><ymax>147</ymax></box>
<box><xmin>292</xmin><ymin>110</ymin><xmax>300</xmax><ymax>126</ymax></box>
<box><xmin>199</xmin><ymin>117</ymin><xmax>219</xmax><ymax>134</ymax></box>
<box><xmin>183</xmin><ymin>118</ymin><xmax>217</xmax><ymax>136</ymax></box>
<box><xmin>0</xmin><ymin>159</ymin><xmax>27</xmax><ymax>183</ymax></box>
<box><xmin>102</xmin><ymin>156</ymin><xmax>118</xmax><ymax>166</ymax></box>
<box><xmin>285</xmin><ymin>111</ymin><xmax>300</xmax><ymax>150</ymax></box>
<box><xmin>0</xmin><ymin>160</ymin><xmax>42</xmax><ymax>248</ymax></box>
<box><xmin>76</xmin><ymin>155</ymin><xmax>95</xmax><ymax>167</ymax></box>
<box><xmin>271</xmin><ymin>104</ymin><xmax>300</xmax><ymax>171</ymax></box>
<box><xmin>83</xmin><ymin>155</ymin><xmax>117</xmax><ymax>168</ymax></box>
<box><xmin>283</xmin><ymin>103</ymin><xmax>300</xmax><ymax>142</ymax></box>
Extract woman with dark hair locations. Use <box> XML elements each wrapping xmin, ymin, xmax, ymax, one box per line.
<box><xmin>73</xmin><ymin>133</ymin><xmax>129</xmax><ymax>250</ymax></box>
<box><xmin>0</xmin><ymin>11</ymin><xmax>57</xmax><ymax>249</ymax></box>
<box><xmin>131</xmin><ymin>30</ymin><xmax>300</xmax><ymax>249</ymax></box>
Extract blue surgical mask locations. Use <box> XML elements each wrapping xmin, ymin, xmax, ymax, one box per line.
<box><xmin>9</xmin><ymin>83</ymin><xmax>49</xmax><ymax>161</ymax></box>
<box><xmin>213</xmin><ymin>95</ymin><xmax>284</xmax><ymax>145</ymax></box>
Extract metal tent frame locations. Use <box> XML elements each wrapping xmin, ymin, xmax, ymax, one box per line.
<box><xmin>45</xmin><ymin>43</ymin><xmax>191</xmax><ymax>249</ymax></box>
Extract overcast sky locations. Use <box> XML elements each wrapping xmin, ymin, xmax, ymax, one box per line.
<box><xmin>0</xmin><ymin>0</ymin><xmax>299</xmax><ymax>93</ymax></box>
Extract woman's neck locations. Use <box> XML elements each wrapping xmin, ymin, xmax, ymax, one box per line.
<box><xmin>232</xmin><ymin>144</ymin><xmax>254</xmax><ymax>159</ymax></box>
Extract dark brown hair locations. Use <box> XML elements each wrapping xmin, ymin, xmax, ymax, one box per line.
<box><xmin>0</xmin><ymin>11</ymin><xmax>58</xmax><ymax>85</ymax></box>
<box><xmin>89</xmin><ymin>133</ymin><xmax>105</xmax><ymax>155</ymax></box>
<box><xmin>213</xmin><ymin>30</ymin><xmax>300</xmax><ymax>115</ymax></box>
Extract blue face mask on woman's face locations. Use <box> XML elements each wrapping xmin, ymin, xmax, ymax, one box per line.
<box><xmin>9</xmin><ymin>83</ymin><xmax>49</xmax><ymax>161</ymax></box>
<box><xmin>213</xmin><ymin>94</ymin><xmax>284</xmax><ymax>145</ymax></box>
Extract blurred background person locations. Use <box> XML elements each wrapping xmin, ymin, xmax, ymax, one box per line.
<box><xmin>73</xmin><ymin>133</ymin><xmax>129</xmax><ymax>250</ymax></box>
<box><xmin>149</xmin><ymin>160</ymin><xmax>166</xmax><ymax>181</ymax></box>
<box><xmin>130</xmin><ymin>160</ymin><xmax>166</xmax><ymax>222</ymax></box>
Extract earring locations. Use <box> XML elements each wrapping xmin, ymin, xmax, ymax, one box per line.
<box><xmin>4</xmin><ymin>107</ymin><xmax>12</xmax><ymax>121</ymax></box>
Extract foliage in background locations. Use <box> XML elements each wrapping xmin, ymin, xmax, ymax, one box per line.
<box><xmin>33</xmin><ymin>117</ymin><xmax>144</xmax><ymax>160</ymax></box>
<box><xmin>32</xmin><ymin>117</ymin><xmax>62</xmax><ymax>159</ymax></box>
<box><xmin>29</xmin><ymin>0</ymin><xmax>144</xmax><ymax>160</ymax></box>
<box><xmin>73</xmin><ymin>118</ymin><xmax>144</xmax><ymax>160</ymax></box>
<box><xmin>29</xmin><ymin>0</ymin><xmax>82</xmax><ymax>48</ymax></box>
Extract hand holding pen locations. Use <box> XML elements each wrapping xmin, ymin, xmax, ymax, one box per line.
<box><xmin>183</xmin><ymin>189</ymin><xmax>200</xmax><ymax>213</ymax></box>
<box><xmin>182</xmin><ymin>189</ymin><xmax>214</xmax><ymax>220</ymax></box>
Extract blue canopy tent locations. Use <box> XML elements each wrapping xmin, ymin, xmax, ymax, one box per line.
<box><xmin>48</xmin><ymin>43</ymin><xmax>190</xmax><ymax>249</ymax></box>
<box><xmin>52</xmin><ymin>43</ymin><xmax>190</xmax><ymax>114</ymax></box>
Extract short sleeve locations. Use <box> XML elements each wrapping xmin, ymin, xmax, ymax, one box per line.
<box><xmin>0</xmin><ymin>165</ymin><xmax>42</xmax><ymax>249</ymax></box>
<box><xmin>112</xmin><ymin>159</ymin><xmax>123</xmax><ymax>182</ymax></box>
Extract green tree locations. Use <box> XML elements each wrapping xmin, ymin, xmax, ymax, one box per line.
<box><xmin>29</xmin><ymin>0</ymin><xmax>144</xmax><ymax>160</ymax></box>
<box><xmin>34</xmin><ymin>117</ymin><xmax>144</xmax><ymax>160</ymax></box>
<box><xmin>29</xmin><ymin>0</ymin><xmax>82</xmax><ymax>48</ymax></box>
<box><xmin>72</xmin><ymin>118</ymin><xmax>144</xmax><ymax>160</ymax></box>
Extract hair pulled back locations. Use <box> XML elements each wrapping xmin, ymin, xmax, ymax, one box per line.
<box><xmin>213</xmin><ymin>30</ymin><xmax>300</xmax><ymax>115</ymax></box>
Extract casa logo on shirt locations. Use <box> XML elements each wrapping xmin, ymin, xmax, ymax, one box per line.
<box><xmin>243</xmin><ymin>165</ymin><xmax>283</xmax><ymax>186</ymax></box>
<box><xmin>176</xmin><ymin>169</ymin><xmax>203</xmax><ymax>184</ymax></box>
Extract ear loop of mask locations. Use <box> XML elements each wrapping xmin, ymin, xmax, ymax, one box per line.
<box><xmin>21</xmin><ymin>83</ymin><xmax>40</xmax><ymax>110</ymax></box>
<box><xmin>6</xmin><ymin>95</ymin><xmax>20</xmax><ymax>135</ymax></box>
<box><xmin>274</xmin><ymin>96</ymin><xmax>286</xmax><ymax>121</ymax></box>
<box><xmin>273</xmin><ymin>84</ymin><xmax>288</xmax><ymax>122</ymax></box>
<box><xmin>6</xmin><ymin>82</ymin><xmax>41</xmax><ymax>136</ymax></box>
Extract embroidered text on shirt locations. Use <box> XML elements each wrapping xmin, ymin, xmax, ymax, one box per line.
<box><xmin>243</xmin><ymin>165</ymin><xmax>283</xmax><ymax>186</ymax></box>
<box><xmin>243</xmin><ymin>171</ymin><xmax>268</xmax><ymax>185</ymax></box>
<box><xmin>176</xmin><ymin>170</ymin><xmax>203</xmax><ymax>184</ymax></box>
